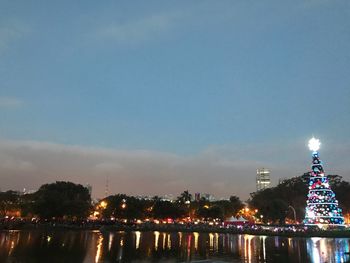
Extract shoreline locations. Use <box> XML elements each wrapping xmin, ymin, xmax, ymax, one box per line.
<box><xmin>1</xmin><ymin>223</ymin><xmax>350</xmax><ymax>238</ymax></box>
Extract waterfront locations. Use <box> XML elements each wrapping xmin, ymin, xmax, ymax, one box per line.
<box><xmin>0</xmin><ymin>230</ymin><xmax>349</xmax><ymax>262</ymax></box>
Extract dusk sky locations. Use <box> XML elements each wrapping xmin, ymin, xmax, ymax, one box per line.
<box><xmin>1</xmin><ymin>1</ymin><xmax>350</xmax><ymax>200</ymax></box>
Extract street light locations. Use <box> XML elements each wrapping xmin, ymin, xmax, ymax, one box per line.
<box><xmin>121</xmin><ymin>199</ymin><xmax>127</xmax><ymax>209</ymax></box>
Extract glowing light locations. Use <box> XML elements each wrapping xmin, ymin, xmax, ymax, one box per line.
<box><xmin>162</xmin><ymin>233</ymin><xmax>166</xmax><ymax>249</ymax></box>
<box><xmin>308</xmin><ymin>137</ymin><xmax>321</xmax><ymax>152</ymax></box>
<box><xmin>262</xmin><ymin>236</ymin><xmax>267</xmax><ymax>261</ymax></box>
<box><xmin>167</xmin><ymin>233</ymin><xmax>171</xmax><ymax>249</ymax></box>
<box><xmin>193</xmin><ymin>232</ymin><xmax>199</xmax><ymax>250</ymax></box>
<box><xmin>178</xmin><ymin>232</ymin><xmax>182</xmax><ymax>246</ymax></box>
<box><xmin>307</xmin><ymin>210</ymin><xmax>315</xmax><ymax>218</ymax></box>
<box><xmin>108</xmin><ymin>233</ymin><xmax>113</xmax><ymax>251</ymax></box>
<box><xmin>100</xmin><ymin>201</ymin><xmax>107</xmax><ymax>209</ymax></box>
<box><xmin>135</xmin><ymin>231</ymin><xmax>141</xmax><ymax>249</ymax></box>
<box><xmin>154</xmin><ymin>231</ymin><xmax>160</xmax><ymax>250</ymax></box>
<box><xmin>95</xmin><ymin>234</ymin><xmax>103</xmax><ymax>263</ymax></box>
<box><xmin>209</xmin><ymin>233</ymin><xmax>214</xmax><ymax>249</ymax></box>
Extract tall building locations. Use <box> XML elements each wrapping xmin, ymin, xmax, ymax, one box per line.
<box><xmin>256</xmin><ymin>168</ymin><xmax>271</xmax><ymax>191</ymax></box>
<box><xmin>194</xmin><ymin>192</ymin><xmax>201</xmax><ymax>201</ymax></box>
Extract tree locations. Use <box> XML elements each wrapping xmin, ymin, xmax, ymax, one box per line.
<box><xmin>0</xmin><ymin>191</ymin><xmax>20</xmax><ymax>217</ymax></box>
<box><xmin>249</xmin><ymin>188</ymin><xmax>289</xmax><ymax>224</ymax></box>
<box><xmin>19</xmin><ymin>193</ymin><xmax>36</xmax><ymax>217</ymax></box>
<box><xmin>33</xmin><ymin>181</ymin><xmax>91</xmax><ymax>219</ymax></box>
<box><xmin>304</xmin><ymin>139</ymin><xmax>344</xmax><ymax>226</ymax></box>
<box><xmin>327</xmin><ymin>176</ymin><xmax>350</xmax><ymax>216</ymax></box>
<box><xmin>196</xmin><ymin>205</ymin><xmax>223</xmax><ymax>220</ymax></box>
<box><xmin>153</xmin><ymin>200</ymin><xmax>186</xmax><ymax>219</ymax></box>
<box><xmin>229</xmin><ymin>195</ymin><xmax>245</xmax><ymax>216</ymax></box>
<box><xmin>177</xmin><ymin>190</ymin><xmax>192</xmax><ymax>204</ymax></box>
<box><xmin>100</xmin><ymin>194</ymin><xmax>151</xmax><ymax>220</ymax></box>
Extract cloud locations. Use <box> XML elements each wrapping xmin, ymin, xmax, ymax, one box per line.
<box><xmin>0</xmin><ymin>97</ymin><xmax>23</xmax><ymax>108</ymax></box>
<box><xmin>0</xmin><ymin>20</ymin><xmax>29</xmax><ymax>53</ymax></box>
<box><xmin>0</xmin><ymin>139</ymin><xmax>349</xmax><ymax>200</ymax></box>
<box><xmin>94</xmin><ymin>12</ymin><xmax>181</xmax><ymax>44</ymax></box>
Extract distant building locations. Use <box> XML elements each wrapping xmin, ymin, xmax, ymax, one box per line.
<box><xmin>22</xmin><ymin>188</ymin><xmax>36</xmax><ymax>195</ymax></box>
<box><xmin>194</xmin><ymin>193</ymin><xmax>201</xmax><ymax>201</ymax></box>
<box><xmin>202</xmin><ymin>193</ymin><xmax>216</xmax><ymax>202</ymax></box>
<box><xmin>135</xmin><ymin>195</ymin><xmax>153</xmax><ymax>200</ymax></box>
<box><xmin>278</xmin><ymin>177</ymin><xmax>288</xmax><ymax>185</ymax></box>
<box><xmin>161</xmin><ymin>194</ymin><xmax>175</xmax><ymax>202</ymax></box>
<box><xmin>256</xmin><ymin>168</ymin><xmax>271</xmax><ymax>191</ymax></box>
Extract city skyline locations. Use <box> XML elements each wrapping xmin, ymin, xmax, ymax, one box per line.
<box><xmin>1</xmin><ymin>1</ymin><xmax>350</xmax><ymax>199</ymax></box>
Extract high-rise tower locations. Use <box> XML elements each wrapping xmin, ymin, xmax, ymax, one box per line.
<box><xmin>256</xmin><ymin>168</ymin><xmax>271</xmax><ymax>191</ymax></box>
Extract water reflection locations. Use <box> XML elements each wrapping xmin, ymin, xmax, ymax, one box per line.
<box><xmin>134</xmin><ymin>231</ymin><xmax>141</xmax><ymax>250</ymax></box>
<box><xmin>154</xmin><ymin>231</ymin><xmax>159</xmax><ymax>250</ymax></box>
<box><xmin>0</xmin><ymin>230</ymin><xmax>349</xmax><ymax>262</ymax></box>
<box><xmin>95</xmin><ymin>234</ymin><xmax>103</xmax><ymax>263</ymax></box>
<box><xmin>307</xmin><ymin>237</ymin><xmax>350</xmax><ymax>263</ymax></box>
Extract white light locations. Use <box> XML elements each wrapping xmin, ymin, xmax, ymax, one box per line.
<box><xmin>308</xmin><ymin>137</ymin><xmax>321</xmax><ymax>152</ymax></box>
<box><xmin>307</xmin><ymin>210</ymin><xmax>315</xmax><ymax>218</ymax></box>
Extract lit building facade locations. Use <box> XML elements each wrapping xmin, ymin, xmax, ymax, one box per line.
<box><xmin>256</xmin><ymin>168</ymin><xmax>271</xmax><ymax>191</ymax></box>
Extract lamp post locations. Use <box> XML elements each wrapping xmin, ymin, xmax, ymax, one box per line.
<box><xmin>288</xmin><ymin>205</ymin><xmax>297</xmax><ymax>223</ymax></box>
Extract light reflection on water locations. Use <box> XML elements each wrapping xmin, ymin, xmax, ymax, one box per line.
<box><xmin>0</xmin><ymin>230</ymin><xmax>349</xmax><ymax>262</ymax></box>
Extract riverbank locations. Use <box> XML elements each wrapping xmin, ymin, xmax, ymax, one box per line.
<box><xmin>1</xmin><ymin>221</ymin><xmax>350</xmax><ymax>238</ymax></box>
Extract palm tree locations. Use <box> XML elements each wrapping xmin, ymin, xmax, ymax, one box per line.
<box><xmin>177</xmin><ymin>190</ymin><xmax>192</xmax><ymax>204</ymax></box>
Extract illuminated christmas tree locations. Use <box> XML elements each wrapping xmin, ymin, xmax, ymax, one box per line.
<box><xmin>304</xmin><ymin>138</ymin><xmax>344</xmax><ymax>227</ymax></box>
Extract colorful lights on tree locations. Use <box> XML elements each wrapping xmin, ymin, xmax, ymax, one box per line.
<box><xmin>304</xmin><ymin>138</ymin><xmax>344</xmax><ymax>226</ymax></box>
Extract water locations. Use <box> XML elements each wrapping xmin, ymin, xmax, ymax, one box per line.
<box><xmin>0</xmin><ymin>230</ymin><xmax>349</xmax><ymax>262</ymax></box>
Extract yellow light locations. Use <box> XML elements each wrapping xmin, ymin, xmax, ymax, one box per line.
<box><xmin>135</xmin><ymin>231</ymin><xmax>141</xmax><ymax>249</ymax></box>
<box><xmin>93</xmin><ymin>211</ymin><xmax>100</xmax><ymax>217</ymax></box>
<box><xmin>95</xmin><ymin>234</ymin><xmax>103</xmax><ymax>263</ymax></box>
<box><xmin>100</xmin><ymin>201</ymin><xmax>107</xmax><ymax>209</ymax></box>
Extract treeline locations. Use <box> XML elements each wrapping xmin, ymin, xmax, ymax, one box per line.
<box><xmin>0</xmin><ymin>182</ymin><xmax>91</xmax><ymax>219</ymax></box>
<box><xmin>0</xmin><ymin>182</ymin><xmax>244</xmax><ymax>221</ymax></box>
<box><xmin>2</xmin><ymin>174</ymin><xmax>350</xmax><ymax>223</ymax></box>
<box><xmin>98</xmin><ymin>192</ymin><xmax>244</xmax><ymax>221</ymax></box>
<box><xmin>248</xmin><ymin>174</ymin><xmax>350</xmax><ymax>224</ymax></box>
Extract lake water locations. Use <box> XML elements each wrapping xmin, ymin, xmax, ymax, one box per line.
<box><xmin>0</xmin><ymin>230</ymin><xmax>349</xmax><ymax>262</ymax></box>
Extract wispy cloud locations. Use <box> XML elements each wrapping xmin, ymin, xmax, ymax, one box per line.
<box><xmin>0</xmin><ymin>19</ymin><xmax>29</xmax><ymax>53</ymax></box>
<box><xmin>0</xmin><ymin>139</ymin><xmax>348</xmax><ymax>200</ymax></box>
<box><xmin>0</xmin><ymin>97</ymin><xmax>23</xmax><ymax>108</ymax></box>
<box><xmin>94</xmin><ymin>12</ymin><xmax>181</xmax><ymax>44</ymax></box>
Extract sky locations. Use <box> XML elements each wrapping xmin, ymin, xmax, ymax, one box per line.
<box><xmin>0</xmin><ymin>0</ymin><xmax>350</xmax><ymax>200</ymax></box>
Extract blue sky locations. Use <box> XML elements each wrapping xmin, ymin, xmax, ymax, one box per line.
<box><xmin>1</xmin><ymin>1</ymin><xmax>350</xmax><ymax>199</ymax></box>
